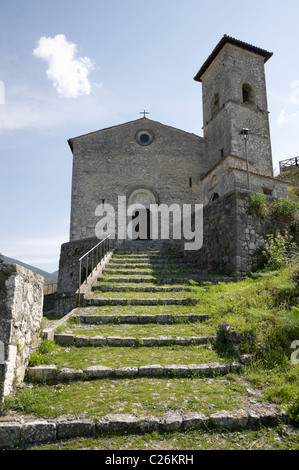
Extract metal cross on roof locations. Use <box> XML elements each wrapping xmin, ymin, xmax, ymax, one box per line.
<box><xmin>140</xmin><ymin>110</ymin><xmax>149</xmax><ymax>118</ymax></box>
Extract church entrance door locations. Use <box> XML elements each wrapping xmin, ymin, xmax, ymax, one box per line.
<box><xmin>127</xmin><ymin>188</ymin><xmax>157</xmax><ymax>241</ymax></box>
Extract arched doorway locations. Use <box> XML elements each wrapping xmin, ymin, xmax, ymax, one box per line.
<box><xmin>127</xmin><ymin>188</ymin><xmax>157</xmax><ymax>240</ymax></box>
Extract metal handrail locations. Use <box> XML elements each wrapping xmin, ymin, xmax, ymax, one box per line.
<box><xmin>78</xmin><ymin>235</ymin><xmax>111</xmax><ymax>305</ymax></box>
<box><xmin>279</xmin><ymin>156</ymin><xmax>299</xmax><ymax>173</ymax></box>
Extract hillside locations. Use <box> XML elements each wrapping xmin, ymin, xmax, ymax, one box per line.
<box><xmin>1</xmin><ymin>256</ymin><xmax>58</xmax><ymax>284</ymax></box>
<box><xmin>277</xmin><ymin>165</ymin><xmax>299</xmax><ymax>198</ymax></box>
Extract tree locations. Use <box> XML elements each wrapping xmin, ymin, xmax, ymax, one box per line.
<box><xmin>0</xmin><ymin>252</ymin><xmax>3</xmax><ymax>263</ymax></box>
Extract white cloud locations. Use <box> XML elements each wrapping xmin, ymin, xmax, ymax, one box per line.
<box><xmin>277</xmin><ymin>108</ymin><xmax>287</xmax><ymax>126</ymax></box>
<box><xmin>290</xmin><ymin>80</ymin><xmax>299</xmax><ymax>105</ymax></box>
<box><xmin>33</xmin><ymin>34</ymin><xmax>95</xmax><ymax>98</ymax></box>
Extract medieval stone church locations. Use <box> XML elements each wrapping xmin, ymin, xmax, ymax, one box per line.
<box><xmin>56</xmin><ymin>35</ymin><xmax>290</xmax><ymax>309</ymax></box>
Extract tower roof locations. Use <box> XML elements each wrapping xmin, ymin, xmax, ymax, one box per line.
<box><xmin>194</xmin><ymin>35</ymin><xmax>273</xmax><ymax>82</ymax></box>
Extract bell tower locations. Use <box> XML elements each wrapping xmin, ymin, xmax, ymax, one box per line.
<box><xmin>194</xmin><ymin>35</ymin><xmax>274</xmax><ymax>177</ymax></box>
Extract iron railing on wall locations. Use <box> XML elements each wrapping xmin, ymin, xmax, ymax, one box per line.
<box><xmin>78</xmin><ymin>235</ymin><xmax>111</xmax><ymax>304</ymax></box>
<box><xmin>279</xmin><ymin>156</ymin><xmax>299</xmax><ymax>173</ymax></box>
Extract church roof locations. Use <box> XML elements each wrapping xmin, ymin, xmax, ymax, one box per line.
<box><xmin>194</xmin><ymin>35</ymin><xmax>273</xmax><ymax>82</ymax></box>
<box><xmin>67</xmin><ymin>117</ymin><xmax>204</xmax><ymax>152</ymax></box>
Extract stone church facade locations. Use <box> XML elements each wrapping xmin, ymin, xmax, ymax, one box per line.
<box><xmin>56</xmin><ymin>36</ymin><xmax>290</xmax><ymax>311</ymax></box>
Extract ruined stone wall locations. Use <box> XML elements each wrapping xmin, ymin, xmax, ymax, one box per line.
<box><xmin>0</xmin><ymin>264</ymin><xmax>43</xmax><ymax>400</ymax></box>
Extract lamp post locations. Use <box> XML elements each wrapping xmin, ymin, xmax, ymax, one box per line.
<box><xmin>240</xmin><ymin>128</ymin><xmax>250</xmax><ymax>191</ymax></box>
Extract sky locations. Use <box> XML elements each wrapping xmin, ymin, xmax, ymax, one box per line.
<box><xmin>1</xmin><ymin>0</ymin><xmax>299</xmax><ymax>274</ymax></box>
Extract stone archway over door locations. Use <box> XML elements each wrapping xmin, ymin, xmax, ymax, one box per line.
<box><xmin>127</xmin><ymin>188</ymin><xmax>157</xmax><ymax>240</ymax></box>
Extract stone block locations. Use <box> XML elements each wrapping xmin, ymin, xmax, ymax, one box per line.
<box><xmin>182</xmin><ymin>412</ymin><xmax>208</xmax><ymax>430</ymax></box>
<box><xmin>57</xmin><ymin>368</ymin><xmax>83</xmax><ymax>381</ymax></box>
<box><xmin>20</xmin><ymin>420</ymin><xmax>56</xmax><ymax>444</ymax></box>
<box><xmin>84</xmin><ymin>365</ymin><xmax>113</xmax><ymax>379</ymax></box>
<box><xmin>0</xmin><ymin>422</ymin><xmax>22</xmax><ymax>448</ymax></box>
<box><xmin>114</xmin><ymin>367</ymin><xmax>139</xmax><ymax>378</ymax></box>
<box><xmin>27</xmin><ymin>365</ymin><xmax>57</xmax><ymax>381</ymax></box>
<box><xmin>54</xmin><ymin>334</ymin><xmax>74</xmax><ymax>345</ymax></box>
<box><xmin>74</xmin><ymin>335</ymin><xmax>91</xmax><ymax>347</ymax></box>
<box><xmin>164</xmin><ymin>365</ymin><xmax>190</xmax><ymax>377</ymax></box>
<box><xmin>90</xmin><ymin>336</ymin><xmax>107</xmax><ymax>346</ymax></box>
<box><xmin>209</xmin><ymin>410</ymin><xmax>249</xmax><ymax>429</ymax></box>
<box><xmin>57</xmin><ymin>419</ymin><xmax>95</xmax><ymax>439</ymax></box>
<box><xmin>96</xmin><ymin>414</ymin><xmax>141</xmax><ymax>433</ymax></box>
<box><xmin>161</xmin><ymin>412</ymin><xmax>183</xmax><ymax>431</ymax></box>
<box><xmin>138</xmin><ymin>365</ymin><xmax>164</xmax><ymax>377</ymax></box>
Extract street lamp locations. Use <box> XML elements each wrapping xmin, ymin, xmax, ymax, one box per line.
<box><xmin>240</xmin><ymin>128</ymin><xmax>250</xmax><ymax>190</ymax></box>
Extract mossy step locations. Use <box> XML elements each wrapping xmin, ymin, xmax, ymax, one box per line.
<box><xmin>93</xmin><ymin>285</ymin><xmax>191</xmax><ymax>292</ymax></box>
<box><xmin>84</xmin><ymin>297</ymin><xmax>198</xmax><ymax>306</ymax></box>
<box><xmin>104</xmin><ymin>277</ymin><xmax>190</xmax><ymax>284</ymax></box>
<box><xmin>109</xmin><ymin>261</ymin><xmax>199</xmax><ymax>267</ymax></box>
<box><xmin>54</xmin><ymin>333</ymin><xmax>216</xmax><ymax>347</ymax></box>
<box><xmin>0</xmin><ymin>404</ymin><xmax>289</xmax><ymax>449</ymax></box>
<box><xmin>78</xmin><ymin>313</ymin><xmax>210</xmax><ymax>324</ymax></box>
<box><xmin>27</xmin><ymin>361</ymin><xmax>241</xmax><ymax>383</ymax></box>
<box><xmin>103</xmin><ymin>269</ymin><xmax>203</xmax><ymax>275</ymax></box>
<box><xmin>0</xmin><ymin>405</ymin><xmax>288</xmax><ymax>448</ymax></box>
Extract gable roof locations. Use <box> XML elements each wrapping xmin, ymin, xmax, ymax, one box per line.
<box><xmin>194</xmin><ymin>35</ymin><xmax>273</xmax><ymax>82</ymax></box>
<box><xmin>67</xmin><ymin>117</ymin><xmax>204</xmax><ymax>153</ymax></box>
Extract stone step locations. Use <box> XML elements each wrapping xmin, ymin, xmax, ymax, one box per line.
<box><xmin>84</xmin><ymin>296</ymin><xmax>198</xmax><ymax>306</ymax></box>
<box><xmin>78</xmin><ymin>313</ymin><xmax>210</xmax><ymax>324</ymax></box>
<box><xmin>27</xmin><ymin>360</ymin><xmax>241</xmax><ymax>383</ymax></box>
<box><xmin>109</xmin><ymin>261</ymin><xmax>199</xmax><ymax>267</ymax></box>
<box><xmin>0</xmin><ymin>406</ymin><xmax>289</xmax><ymax>448</ymax></box>
<box><xmin>54</xmin><ymin>333</ymin><xmax>216</xmax><ymax>347</ymax></box>
<box><xmin>103</xmin><ymin>269</ymin><xmax>203</xmax><ymax>275</ymax></box>
<box><xmin>93</xmin><ymin>285</ymin><xmax>191</xmax><ymax>292</ymax></box>
<box><xmin>103</xmin><ymin>277</ymin><xmax>190</xmax><ymax>284</ymax></box>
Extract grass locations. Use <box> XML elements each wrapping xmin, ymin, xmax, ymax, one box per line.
<box><xmin>2</xmin><ymin>253</ymin><xmax>299</xmax><ymax>450</ymax></box>
<box><xmin>68</xmin><ymin>322</ymin><xmax>216</xmax><ymax>338</ymax></box>
<box><xmin>26</xmin><ymin>426</ymin><xmax>299</xmax><ymax>451</ymax></box>
<box><xmin>28</xmin><ymin>343</ymin><xmax>234</xmax><ymax>369</ymax></box>
<box><xmin>3</xmin><ymin>373</ymin><xmax>255</xmax><ymax>419</ymax></box>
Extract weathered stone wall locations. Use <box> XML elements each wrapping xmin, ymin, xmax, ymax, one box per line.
<box><xmin>55</xmin><ymin>236</ymin><xmax>115</xmax><ymax>316</ymax></box>
<box><xmin>0</xmin><ymin>264</ymin><xmax>43</xmax><ymax>400</ymax></box>
<box><xmin>193</xmin><ymin>189</ymin><xmax>282</xmax><ymax>275</ymax></box>
<box><xmin>201</xmin><ymin>155</ymin><xmax>289</xmax><ymax>204</ymax></box>
<box><xmin>201</xmin><ymin>42</ymin><xmax>274</xmax><ymax>177</ymax></box>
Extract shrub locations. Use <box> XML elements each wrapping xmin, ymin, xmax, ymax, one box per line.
<box><xmin>288</xmin><ymin>396</ymin><xmax>299</xmax><ymax>422</ymax></box>
<box><xmin>249</xmin><ymin>193</ymin><xmax>269</xmax><ymax>218</ymax></box>
<box><xmin>261</xmin><ymin>231</ymin><xmax>298</xmax><ymax>271</ymax></box>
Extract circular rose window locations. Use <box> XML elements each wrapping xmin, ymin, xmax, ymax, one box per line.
<box><xmin>135</xmin><ymin>130</ymin><xmax>154</xmax><ymax>146</ymax></box>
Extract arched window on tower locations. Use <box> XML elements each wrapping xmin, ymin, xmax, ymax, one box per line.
<box><xmin>212</xmin><ymin>93</ymin><xmax>220</xmax><ymax>117</ymax></box>
<box><xmin>242</xmin><ymin>84</ymin><xmax>254</xmax><ymax>105</ymax></box>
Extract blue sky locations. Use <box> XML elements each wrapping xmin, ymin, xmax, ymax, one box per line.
<box><xmin>1</xmin><ymin>0</ymin><xmax>299</xmax><ymax>273</ymax></box>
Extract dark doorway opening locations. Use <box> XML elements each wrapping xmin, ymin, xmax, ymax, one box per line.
<box><xmin>132</xmin><ymin>209</ymin><xmax>152</xmax><ymax>240</ymax></box>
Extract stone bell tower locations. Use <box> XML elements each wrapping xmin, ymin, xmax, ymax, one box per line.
<box><xmin>194</xmin><ymin>35</ymin><xmax>274</xmax><ymax>177</ymax></box>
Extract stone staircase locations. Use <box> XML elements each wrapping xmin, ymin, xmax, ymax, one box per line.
<box><xmin>1</xmin><ymin>249</ymin><xmax>288</xmax><ymax>448</ymax></box>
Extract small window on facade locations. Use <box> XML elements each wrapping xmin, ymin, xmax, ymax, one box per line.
<box><xmin>242</xmin><ymin>84</ymin><xmax>254</xmax><ymax>105</ymax></box>
<box><xmin>263</xmin><ymin>188</ymin><xmax>273</xmax><ymax>196</ymax></box>
<box><xmin>212</xmin><ymin>93</ymin><xmax>220</xmax><ymax>116</ymax></box>
<box><xmin>210</xmin><ymin>175</ymin><xmax>217</xmax><ymax>187</ymax></box>
<box><xmin>189</xmin><ymin>177</ymin><xmax>192</xmax><ymax>188</ymax></box>
<box><xmin>211</xmin><ymin>192</ymin><xmax>220</xmax><ymax>201</ymax></box>
<box><xmin>220</xmin><ymin>148</ymin><xmax>224</xmax><ymax>159</ymax></box>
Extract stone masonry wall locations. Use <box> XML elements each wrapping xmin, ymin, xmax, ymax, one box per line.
<box><xmin>0</xmin><ymin>264</ymin><xmax>43</xmax><ymax>401</ymax></box>
<box><xmin>193</xmin><ymin>189</ymin><xmax>280</xmax><ymax>276</ymax></box>
<box><xmin>55</xmin><ymin>236</ymin><xmax>116</xmax><ymax>316</ymax></box>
